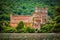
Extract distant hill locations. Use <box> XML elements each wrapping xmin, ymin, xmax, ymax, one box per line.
<box><xmin>1</xmin><ymin>0</ymin><xmax>60</xmax><ymax>21</ymax></box>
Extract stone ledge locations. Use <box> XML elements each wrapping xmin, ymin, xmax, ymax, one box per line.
<box><xmin>0</xmin><ymin>33</ymin><xmax>60</xmax><ymax>40</ymax></box>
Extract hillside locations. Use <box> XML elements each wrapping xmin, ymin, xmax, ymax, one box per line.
<box><xmin>0</xmin><ymin>0</ymin><xmax>60</xmax><ymax>21</ymax></box>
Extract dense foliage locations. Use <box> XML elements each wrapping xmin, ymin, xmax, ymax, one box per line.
<box><xmin>52</xmin><ymin>6</ymin><xmax>60</xmax><ymax>32</ymax></box>
<box><xmin>1</xmin><ymin>0</ymin><xmax>60</xmax><ymax>15</ymax></box>
<box><xmin>0</xmin><ymin>0</ymin><xmax>60</xmax><ymax>33</ymax></box>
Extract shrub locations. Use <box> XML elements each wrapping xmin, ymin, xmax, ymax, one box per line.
<box><xmin>22</xmin><ymin>27</ymin><xmax>28</xmax><ymax>33</ymax></box>
<box><xmin>40</xmin><ymin>24</ymin><xmax>53</xmax><ymax>33</ymax></box>
<box><xmin>37</xmin><ymin>29</ymin><xmax>41</xmax><ymax>33</ymax></box>
<box><xmin>53</xmin><ymin>23</ymin><xmax>60</xmax><ymax>32</ymax></box>
<box><xmin>3</xmin><ymin>27</ymin><xmax>17</xmax><ymax>33</ymax></box>
<box><xmin>26</xmin><ymin>27</ymin><xmax>35</xmax><ymax>33</ymax></box>
<box><xmin>21</xmin><ymin>27</ymin><xmax>35</xmax><ymax>33</ymax></box>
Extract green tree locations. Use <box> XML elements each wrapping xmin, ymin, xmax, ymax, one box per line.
<box><xmin>53</xmin><ymin>6</ymin><xmax>60</xmax><ymax>32</ymax></box>
<box><xmin>16</xmin><ymin>21</ymin><xmax>24</xmax><ymax>32</ymax></box>
<box><xmin>17</xmin><ymin>21</ymin><xmax>24</xmax><ymax>29</ymax></box>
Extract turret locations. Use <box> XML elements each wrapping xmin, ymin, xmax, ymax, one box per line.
<box><xmin>35</xmin><ymin>7</ymin><xmax>40</xmax><ymax>12</ymax></box>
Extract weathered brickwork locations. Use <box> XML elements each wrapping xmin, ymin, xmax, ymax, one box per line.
<box><xmin>10</xmin><ymin>7</ymin><xmax>48</xmax><ymax>29</ymax></box>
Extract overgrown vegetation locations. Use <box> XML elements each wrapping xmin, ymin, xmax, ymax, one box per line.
<box><xmin>0</xmin><ymin>0</ymin><xmax>60</xmax><ymax>33</ymax></box>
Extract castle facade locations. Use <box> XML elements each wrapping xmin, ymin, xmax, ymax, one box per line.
<box><xmin>10</xmin><ymin>7</ymin><xmax>48</xmax><ymax>29</ymax></box>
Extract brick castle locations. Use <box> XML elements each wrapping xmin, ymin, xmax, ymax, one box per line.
<box><xmin>10</xmin><ymin>7</ymin><xmax>48</xmax><ymax>29</ymax></box>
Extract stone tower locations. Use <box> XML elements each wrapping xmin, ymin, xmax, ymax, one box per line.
<box><xmin>33</xmin><ymin>7</ymin><xmax>48</xmax><ymax>29</ymax></box>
